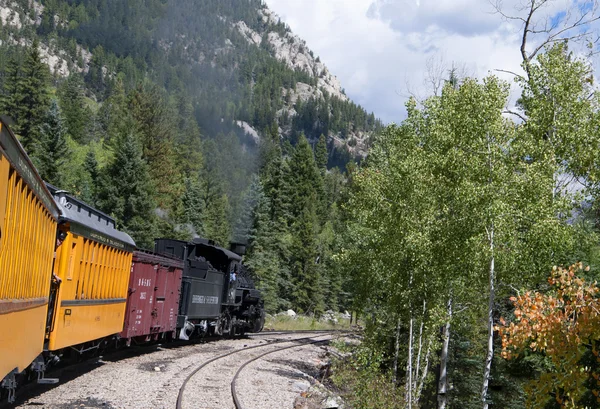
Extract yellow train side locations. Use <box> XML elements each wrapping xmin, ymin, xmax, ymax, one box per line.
<box><xmin>48</xmin><ymin>228</ymin><xmax>133</xmax><ymax>350</ymax></box>
<box><xmin>42</xmin><ymin>187</ymin><xmax>135</xmax><ymax>352</ymax></box>
<box><xmin>0</xmin><ymin>120</ymin><xmax>59</xmax><ymax>385</ymax></box>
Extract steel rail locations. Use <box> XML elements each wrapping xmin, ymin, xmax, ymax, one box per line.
<box><xmin>230</xmin><ymin>336</ymin><xmax>336</xmax><ymax>409</ymax></box>
<box><xmin>175</xmin><ymin>332</ymin><xmax>343</xmax><ymax>409</ymax></box>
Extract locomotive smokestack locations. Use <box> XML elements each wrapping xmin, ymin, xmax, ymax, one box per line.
<box><xmin>229</xmin><ymin>242</ymin><xmax>246</xmax><ymax>256</ymax></box>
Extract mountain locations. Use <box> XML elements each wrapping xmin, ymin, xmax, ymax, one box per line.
<box><xmin>0</xmin><ymin>0</ymin><xmax>381</xmax><ymax>162</ymax></box>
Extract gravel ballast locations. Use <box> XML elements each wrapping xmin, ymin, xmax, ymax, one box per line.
<box><xmin>14</xmin><ymin>333</ymin><xmax>336</xmax><ymax>409</ymax></box>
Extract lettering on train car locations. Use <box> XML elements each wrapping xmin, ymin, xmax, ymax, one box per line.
<box><xmin>89</xmin><ymin>232</ymin><xmax>127</xmax><ymax>249</ymax></box>
<box><xmin>68</xmin><ymin>224</ymin><xmax>134</xmax><ymax>251</ymax></box>
<box><xmin>192</xmin><ymin>295</ymin><xmax>219</xmax><ymax>304</ymax></box>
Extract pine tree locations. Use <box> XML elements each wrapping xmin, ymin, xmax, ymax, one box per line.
<box><xmin>233</xmin><ymin>176</ymin><xmax>262</xmax><ymax>243</ymax></box>
<box><xmin>18</xmin><ymin>40</ymin><xmax>51</xmax><ymax>155</ymax></box>
<box><xmin>98</xmin><ymin>78</ymin><xmax>128</xmax><ymax>149</ymax></box>
<box><xmin>203</xmin><ymin>193</ymin><xmax>231</xmax><ymax>247</ymax></box>
<box><xmin>315</xmin><ymin>134</ymin><xmax>328</xmax><ymax>174</ymax></box>
<box><xmin>58</xmin><ymin>74</ymin><xmax>92</xmax><ymax>143</ymax></box>
<box><xmin>97</xmin><ymin>130</ymin><xmax>157</xmax><ymax>249</ymax></box>
<box><xmin>175</xmin><ymin>94</ymin><xmax>203</xmax><ymax>175</ymax></box>
<box><xmin>129</xmin><ymin>83</ymin><xmax>183</xmax><ymax>211</ymax></box>
<box><xmin>78</xmin><ymin>150</ymin><xmax>99</xmax><ymax>205</ymax></box>
<box><xmin>289</xmin><ymin>196</ymin><xmax>323</xmax><ymax>314</ymax></box>
<box><xmin>0</xmin><ymin>57</ymin><xmax>20</xmax><ymax>119</ymax></box>
<box><xmin>286</xmin><ymin>134</ymin><xmax>326</xmax><ymax>222</ymax></box>
<box><xmin>179</xmin><ymin>175</ymin><xmax>204</xmax><ymax>238</ymax></box>
<box><xmin>38</xmin><ymin>99</ymin><xmax>69</xmax><ymax>187</ymax></box>
<box><xmin>243</xmin><ymin>176</ymin><xmax>281</xmax><ymax>312</ymax></box>
<box><xmin>256</xmin><ymin>136</ymin><xmax>295</xmax><ymax>310</ymax></box>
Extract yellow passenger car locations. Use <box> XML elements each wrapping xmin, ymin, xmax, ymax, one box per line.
<box><xmin>0</xmin><ymin>118</ymin><xmax>60</xmax><ymax>401</ymax></box>
<box><xmin>46</xmin><ymin>187</ymin><xmax>135</xmax><ymax>351</ymax></box>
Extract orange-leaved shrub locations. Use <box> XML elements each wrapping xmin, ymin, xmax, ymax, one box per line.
<box><xmin>498</xmin><ymin>263</ymin><xmax>600</xmax><ymax>409</ymax></box>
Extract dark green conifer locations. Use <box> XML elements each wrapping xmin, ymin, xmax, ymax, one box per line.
<box><xmin>289</xmin><ymin>197</ymin><xmax>323</xmax><ymax>314</ymax></box>
<box><xmin>98</xmin><ymin>78</ymin><xmax>128</xmax><ymax>149</ymax></box>
<box><xmin>129</xmin><ymin>83</ymin><xmax>183</xmax><ymax>210</ymax></box>
<box><xmin>286</xmin><ymin>134</ymin><xmax>325</xmax><ymax>220</ymax></box>
<box><xmin>39</xmin><ymin>99</ymin><xmax>69</xmax><ymax>187</ymax></box>
<box><xmin>175</xmin><ymin>95</ymin><xmax>203</xmax><ymax>174</ymax></box>
<box><xmin>58</xmin><ymin>74</ymin><xmax>92</xmax><ymax>143</ymax></box>
<box><xmin>0</xmin><ymin>57</ymin><xmax>20</xmax><ymax>119</ymax></box>
<box><xmin>203</xmin><ymin>193</ymin><xmax>231</xmax><ymax>247</ymax></box>
<box><xmin>242</xmin><ymin>176</ymin><xmax>280</xmax><ymax>312</ymax></box>
<box><xmin>179</xmin><ymin>175</ymin><xmax>204</xmax><ymax>238</ymax></box>
<box><xmin>18</xmin><ymin>40</ymin><xmax>51</xmax><ymax>154</ymax></box>
<box><xmin>97</xmin><ymin>130</ymin><xmax>157</xmax><ymax>249</ymax></box>
<box><xmin>78</xmin><ymin>150</ymin><xmax>99</xmax><ymax>205</ymax></box>
<box><xmin>315</xmin><ymin>134</ymin><xmax>328</xmax><ymax>173</ymax></box>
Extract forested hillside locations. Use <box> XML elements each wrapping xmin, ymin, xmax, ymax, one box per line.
<box><xmin>0</xmin><ymin>0</ymin><xmax>374</xmax><ymax>313</ymax></box>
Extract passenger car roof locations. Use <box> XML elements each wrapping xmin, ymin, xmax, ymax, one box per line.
<box><xmin>47</xmin><ymin>184</ymin><xmax>136</xmax><ymax>251</ymax></box>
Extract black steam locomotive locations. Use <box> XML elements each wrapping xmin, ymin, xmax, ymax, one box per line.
<box><xmin>155</xmin><ymin>238</ymin><xmax>265</xmax><ymax>339</ymax></box>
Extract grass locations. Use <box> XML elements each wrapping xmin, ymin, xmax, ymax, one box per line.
<box><xmin>329</xmin><ymin>342</ymin><xmax>405</xmax><ymax>409</ymax></box>
<box><xmin>263</xmin><ymin>314</ymin><xmax>353</xmax><ymax>331</ymax></box>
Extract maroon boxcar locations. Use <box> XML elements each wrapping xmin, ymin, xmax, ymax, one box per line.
<box><xmin>120</xmin><ymin>251</ymin><xmax>184</xmax><ymax>345</ymax></box>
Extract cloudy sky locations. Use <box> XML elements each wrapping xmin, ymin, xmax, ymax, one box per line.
<box><xmin>264</xmin><ymin>0</ymin><xmax>597</xmax><ymax>124</ymax></box>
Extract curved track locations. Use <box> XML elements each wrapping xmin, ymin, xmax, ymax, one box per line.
<box><xmin>176</xmin><ymin>331</ymin><xmax>344</xmax><ymax>409</ymax></box>
<box><xmin>230</xmin><ymin>337</ymin><xmax>332</xmax><ymax>409</ymax></box>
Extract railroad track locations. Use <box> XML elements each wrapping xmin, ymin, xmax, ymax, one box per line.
<box><xmin>2</xmin><ymin>330</ymin><xmax>345</xmax><ymax>408</ymax></box>
<box><xmin>176</xmin><ymin>331</ymin><xmax>346</xmax><ymax>409</ymax></box>
<box><xmin>230</xmin><ymin>337</ymin><xmax>333</xmax><ymax>409</ymax></box>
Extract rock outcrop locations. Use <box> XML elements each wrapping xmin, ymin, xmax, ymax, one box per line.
<box><xmin>230</xmin><ymin>5</ymin><xmax>372</xmax><ymax>156</ymax></box>
<box><xmin>0</xmin><ymin>0</ymin><xmax>92</xmax><ymax>77</ymax></box>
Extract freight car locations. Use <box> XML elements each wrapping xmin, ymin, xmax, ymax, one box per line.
<box><xmin>0</xmin><ymin>117</ymin><xmax>60</xmax><ymax>402</ymax></box>
<box><xmin>120</xmin><ymin>251</ymin><xmax>184</xmax><ymax>345</ymax></box>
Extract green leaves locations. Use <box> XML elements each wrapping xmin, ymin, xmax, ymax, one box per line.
<box><xmin>342</xmin><ymin>72</ymin><xmax>582</xmax><ymax>405</ymax></box>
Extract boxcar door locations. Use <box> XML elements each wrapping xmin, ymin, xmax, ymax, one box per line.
<box><xmin>126</xmin><ymin>261</ymin><xmax>155</xmax><ymax>338</ymax></box>
<box><xmin>152</xmin><ymin>264</ymin><xmax>168</xmax><ymax>333</ymax></box>
<box><xmin>165</xmin><ymin>266</ymin><xmax>182</xmax><ymax>333</ymax></box>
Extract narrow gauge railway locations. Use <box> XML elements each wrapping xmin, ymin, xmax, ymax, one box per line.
<box><xmin>176</xmin><ymin>332</ymin><xmax>344</xmax><ymax>409</ymax></box>
<box><xmin>0</xmin><ymin>117</ymin><xmax>265</xmax><ymax>404</ymax></box>
<box><xmin>3</xmin><ymin>331</ymin><xmax>340</xmax><ymax>408</ymax></box>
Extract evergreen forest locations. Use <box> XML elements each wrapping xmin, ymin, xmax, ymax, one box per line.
<box><xmin>3</xmin><ymin>0</ymin><xmax>600</xmax><ymax>408</ymax></box>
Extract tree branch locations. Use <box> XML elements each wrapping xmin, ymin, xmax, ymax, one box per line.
<box><xmin>527</xmin><ymin>13</ymin><xmax>600</xmax><ymax>62</ymax></box>
<box><xmin>503</xmin><ymin>109</ymin><xmax>528</xmax><ymax>122</ymax></box>
<box><xmin>494</xmin><ymin>68</ymin><xmax>526</xmax><ymax>81</ymax></box>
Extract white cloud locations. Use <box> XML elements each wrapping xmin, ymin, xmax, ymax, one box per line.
<box><xmin>265</xmin><ymin>0</ymin><xmax>599</xmax><ymax>124</ymax></box>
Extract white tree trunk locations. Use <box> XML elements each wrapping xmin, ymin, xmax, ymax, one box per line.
<box><xmin>415</xmin><ymin>300</ymin><xmax>426</xmax><ymax>394</ymax></box>
<box><xmin>393</xmin><ymin>317</ymin><xmax>401</xmax><ymax>384</ymax></box>
<box><xmin>407</xmin><ymin>315</ymin><xmax>414</xmax><ymax>409</ymax></box>
<box><xmin>417</xmin><ymin>342</ymin><xmax>431</xmax><ymax>400</ymax></box>
<box><xmin>482</xmin><ymin>223</ymin><xmax>495</xmax><ymax>409</ymax></box>
<box><xmin>438</xmin><ymin>297</ymin><xmax>452</xmax><ymax>409</ymax></box>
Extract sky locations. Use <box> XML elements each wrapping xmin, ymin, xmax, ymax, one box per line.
<box><xmin>264</xmin><ymin>0</ymin><xmax>598</xmax><ymax>124</ymax></box>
